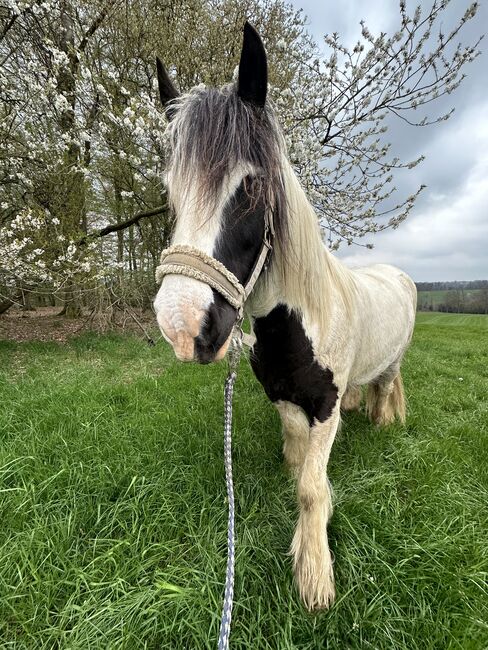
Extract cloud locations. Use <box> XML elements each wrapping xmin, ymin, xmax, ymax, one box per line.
<box><xmin>339</xmin><ymin>113</ymin><xmax>488</xmax><ymax>280</ymax></box>
<box><xmin>297</xmin><ymin>0</ymin><xmax>398</xmax><ymax>50</ymax></box>
<box><xmin>290</xmin><ymin>0</ymin><xmax>488</xmax><ymax>281</ymax></box>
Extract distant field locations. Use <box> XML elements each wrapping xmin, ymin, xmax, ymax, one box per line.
<box><xmin>418</xmin><ymin>288</ymin><xmax>484</xmax><ymax>308</ymax></box>
<box><xmin>0</xmin><ymin>313</ymin><xmax>487</xmax><ymax>649</ymax></box>
<box><xmin>416</xmin><ymin>311</ymin><xmax>488</xmax><ymax>328</ymax></box>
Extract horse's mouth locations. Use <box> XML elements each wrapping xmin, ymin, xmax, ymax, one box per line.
<box><xmin>194</xmin><ymin>332</ymin><xmax>232</xmax><ymax>364</ymax></box>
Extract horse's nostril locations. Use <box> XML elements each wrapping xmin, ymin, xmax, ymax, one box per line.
<box><xmin>194</xmin><ymin>335</ymin><xmax>216</xmax><ymax>364</ymax></box>
<box><xmin>193</xmin><ymin>293</ymin><xmax>237</xmax><ymax>364</ymax></box>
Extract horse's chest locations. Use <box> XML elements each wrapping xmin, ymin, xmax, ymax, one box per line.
<box><xmin>250</xmin><ymin>305</ymin><xmax>338</xmax><ymax>424</ymax></box>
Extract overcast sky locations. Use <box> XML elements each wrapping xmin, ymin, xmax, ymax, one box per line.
<box><xmin>289</xmin><ymin>0</ymin><xmax>488</xmax><ymax>282</ymax></box>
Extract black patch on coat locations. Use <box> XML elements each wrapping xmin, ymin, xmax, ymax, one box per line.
<box><xmin>214</xmin><ymin>178</ymin><xmax>266</xmax><ymax>285</ymax></box>
<box><xmin>250</xmin><ymin>305</ymin><xmax>339</xmax><ymax>424</ymax></box>
<box><xmin>194</xmin><ymin>178</ymin><xmax>265</xmax><ymax>364</ymax></box>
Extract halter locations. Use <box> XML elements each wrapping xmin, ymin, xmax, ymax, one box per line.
<box><xmin>155</xmin><ymin>209</ymin><xmax>275</xmax><ymax>319</ymax></box>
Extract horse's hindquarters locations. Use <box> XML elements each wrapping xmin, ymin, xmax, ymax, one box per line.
<box><xmin>348</xmin><ymin>265</ymin><xmax>416</xmax><ymax>385</ymax></box>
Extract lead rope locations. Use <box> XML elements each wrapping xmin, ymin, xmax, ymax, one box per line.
<box><xmin>217</xmin><ymin>327</ymin><xmax>243</xmax><ymax>650</ymax></box>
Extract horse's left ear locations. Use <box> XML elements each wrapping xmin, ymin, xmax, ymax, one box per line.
<box><xmin>237</xmin><ymin>22</ymin><xmax>267</xmax><ymax>107</ymax></box>
<box><xmin>156</xmin><ymin>56</ymin><xmax>179</xmax><ymax>119</ymax></box>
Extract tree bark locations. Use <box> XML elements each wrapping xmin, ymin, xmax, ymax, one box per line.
<box><xmin>0</xmin><ymin>289</ymin><xmax>25</xmax><ymax>315</ymax></box>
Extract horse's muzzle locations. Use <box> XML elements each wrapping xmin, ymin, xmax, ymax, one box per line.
<box><xmin>154</xmin><ymin>272</ymin><xmax>237</xmax><ymax>364</ymax></box>
<box><xmin>154</xmin><ymin>298</ymin><xmax>232</xmax><ymax>364</ymax></box>
<box><xmin>194</xmin><ymin>331</ymin><xmax>232</xmax><ymax>364</ymax></box>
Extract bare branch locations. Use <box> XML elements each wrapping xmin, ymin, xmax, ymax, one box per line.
<box><xmin>77</xmin><ymin>206</ymin><xmax>166</xmax><ymax>246</ymax></box>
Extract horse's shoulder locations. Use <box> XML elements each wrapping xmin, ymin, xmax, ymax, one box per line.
<box><xmin>250</xmin><ymin>304</ymin><xmax>339</xmax><ymax>423</ymax></box>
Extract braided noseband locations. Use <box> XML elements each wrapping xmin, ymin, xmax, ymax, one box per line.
<box><xmin>155</xmin><ymin>210</ymin><xmax>274</xmax><ymax>318</ymax></box>
<box><xmin>155</xmin><ymin>246</ymin><xmax>246</xmax><ymax>311</ymax></box>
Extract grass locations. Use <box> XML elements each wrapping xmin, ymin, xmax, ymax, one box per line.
<box><xmin>0</xmin><ymin>313</ymin><xmax>487</xmax><ymax>649</ymax></box>
<box><xmin>416</xmin><ymin>311</ymin><xmax>488</xmax><ymax>329</ymax></box>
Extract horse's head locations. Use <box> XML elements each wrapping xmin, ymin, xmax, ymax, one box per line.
<box><xmin>154</xmin><ymin>23</ymin><xmax>285</xmax><ymax>363</ymax></box>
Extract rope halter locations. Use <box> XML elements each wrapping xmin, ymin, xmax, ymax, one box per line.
<box><xmin>155</xmin><ymin>209</ymin><xmax>274</xmax><ymax>319</ymax></box>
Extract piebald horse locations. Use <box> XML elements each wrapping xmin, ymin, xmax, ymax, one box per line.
<box><xmin>154</xmin><ymin>23</ymin><xmax>417</xmax><ymax>610</ymax></box>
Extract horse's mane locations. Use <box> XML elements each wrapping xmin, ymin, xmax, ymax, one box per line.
<box><xmin>273</xmin><ymin>162</ymin><xmax>357</xmax><ymax>337</ymax></box>
<box><xmin>166</xmin><ymin>84</ymin><xmax>357</xmax><ymax>334</ymax></box>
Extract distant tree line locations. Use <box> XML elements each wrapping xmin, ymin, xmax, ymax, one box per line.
<box><xmin>417</xmin><ymin>281</ymin><xmax>488</xmax><ymax>314</ymax></box>
<box><xmin>416</xmin><ymin>280</ymin><xmax>488</xmax><ymax>291</ymax></box>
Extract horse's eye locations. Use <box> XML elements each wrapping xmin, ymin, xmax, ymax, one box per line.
<box><xmin>243</xmin><ymin>175</ymin><xmax>257</xmax><ymax>195</ymax></box>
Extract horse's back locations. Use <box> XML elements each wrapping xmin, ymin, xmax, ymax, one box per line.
<box><xmin>354</xmin><ymin>263</ymin><xmax>416</xmax><ymax>310</ymax></box>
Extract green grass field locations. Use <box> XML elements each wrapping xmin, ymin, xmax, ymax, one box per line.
<box><xmin>0</xmin><ymin>313</ymin><xmax>487</xmax><ymax>649</ymax></box>
<box><xmin>416</xmin><ymin>312</ymin><xmax>488</xmax><ymax>329</ymax></box>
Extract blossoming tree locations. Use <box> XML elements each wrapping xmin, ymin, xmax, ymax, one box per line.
<box><xmin>0</xmin><ymin>0</ymin><xmax>481</xmax><ymax>315</ymax></box>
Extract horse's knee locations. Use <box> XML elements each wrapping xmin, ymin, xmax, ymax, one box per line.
<box><xmin>298</xmin><ymin>463</ymin><xmax>332</xmax><ymax>514</ymax></box>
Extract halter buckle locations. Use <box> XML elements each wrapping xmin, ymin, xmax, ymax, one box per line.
<box><xmin>262</xmin><ymin>225</ymin><xmax>273</xmax><ymax>271</ymax></box>
<box><xmin>228</xmin><ymin>318</ymin><xmax>244</xmax><ymax>373</ymax></box>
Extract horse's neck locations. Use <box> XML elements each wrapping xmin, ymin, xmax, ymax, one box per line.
<box><xmin>250</xmin><ymin>160</ymin><xmax>356</xmax><ymax>333</ymax></box>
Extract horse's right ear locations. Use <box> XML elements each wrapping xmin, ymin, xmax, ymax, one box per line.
<box><xmin>156</xmin><ymin>57</ymin><xmax>179</xmax><ymax>119</ymax></box>
<box><xmin>237</xmin><ymin>22</ymin><xmax>267</xmax><ymax>107</ymax></box>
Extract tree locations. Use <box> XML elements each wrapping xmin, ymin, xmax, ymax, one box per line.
<box><xmin>0</xmin><ymin>0</ymin><xmax>483</xmax><ymax>316</ymax></box>
<box><xmin>0</xmin><ymin>1</ymin><xmax>124</xmax><ymax>314</ymax></box>
<box><xmin>277</xmin><ymin>0</ymin><xmax>482</xmax><ymax>248</ymax></box>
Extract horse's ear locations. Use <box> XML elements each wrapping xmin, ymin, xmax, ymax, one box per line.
<box><xmin>237</xmin><ymin>22</ymin><xmax>267</xmax><ymax>108</ymax></box>
<box><xmin>156</xmin><ymin>56</ymin><xmax>179</xmax><ymax>118</ymax></box>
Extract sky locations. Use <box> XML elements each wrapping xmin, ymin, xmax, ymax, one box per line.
<box><xmin>288</xmin><ymin>0</ymin><xmax>488</xmax><ymax>282</ymax></box>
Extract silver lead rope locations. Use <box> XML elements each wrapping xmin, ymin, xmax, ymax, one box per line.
<box><xmin>217</xmin><ymin>327</ymin><xmax>243</xmax><ymax>650</ymax></box>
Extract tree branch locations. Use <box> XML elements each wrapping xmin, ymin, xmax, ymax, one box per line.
<box><xmin>78</xmin><ymin>0</ymin><xmax>120</xmax><ymax>53</ymax></box>
<box><xmin>77</xmin><ymin>206</ymin><xmax>166</xmax><ymax>246</ymax></box>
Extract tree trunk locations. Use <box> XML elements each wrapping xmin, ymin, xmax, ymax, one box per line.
<box><xmin>59</xmin><ymin>287</ymin><xmax>83</xmax><ymax>318</ymax></box>
<box><xmin>114</xmin><ymin>181</ymin><xmax>124</xmax><ymax>265</ymax></box>
<box><xmin>0</xmin><ymin>296</ymin><xmax>16</xmax><ymax>315</ymax></box>
<box><xmin>0</xmin><ymin>289</ymin><xmax>25</xmax><ymax>315</ymax></box>
<box><xmin>56</xmin><ymin>3</ymin><xmax>86</xmax><ymax>318</ymax></box>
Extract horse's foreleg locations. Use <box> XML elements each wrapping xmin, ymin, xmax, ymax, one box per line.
<box><xmin>275</xmin><ymin>400</ymin><xmax>309</xmax><ymax>474</ymax></box>
<box><xmin>291</xmin><ymin>404</ymin><xmax>341</xmax><ymax>610</ymax></box>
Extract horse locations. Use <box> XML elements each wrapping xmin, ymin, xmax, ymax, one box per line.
<box><xmin>153</xmin><ymin>22</ymin><xmax>417</xmax><ymax>610</ymax></box>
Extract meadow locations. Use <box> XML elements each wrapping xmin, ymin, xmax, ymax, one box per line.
<box><xmin>0</xmin><ymin>312</ymin><xmax>487</xmax><ymax>649</ymax></box>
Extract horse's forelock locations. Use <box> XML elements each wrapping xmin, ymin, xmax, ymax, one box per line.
<box><xmin>165</xmin><ymin>85</ymin><xmax>288</xmax><ymax>249</ymax></box>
